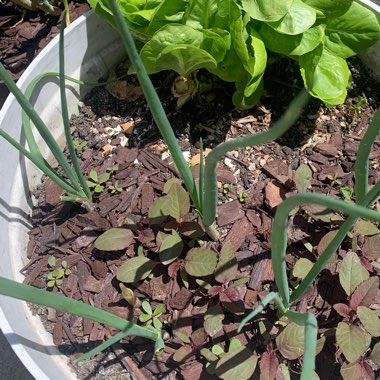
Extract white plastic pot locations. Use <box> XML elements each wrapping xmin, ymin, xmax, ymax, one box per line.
<box><xmin>0</xmin><ymin>3</ymin><xmax>379</xmax><ymax>379</ymax></box>
<box><xmin>0</xmin><ymin>11</ymin><xmax>124</xmax><ymax>380</ymax></box>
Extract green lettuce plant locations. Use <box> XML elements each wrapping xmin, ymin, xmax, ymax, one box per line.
<box><xmin>89</xmin><ymin>0</ymin><xmax>380</xmax><ymax>108</ymax></box>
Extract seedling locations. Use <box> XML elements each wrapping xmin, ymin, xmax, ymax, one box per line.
<box><xmin>238</xmin><ymin>190</ymin><xmax>249</xmax><ymax>203</ymax></box>
<box><xmin>86</xmin><ymin>165</ymin><xmax>118</xmax><ymax>193</ymax></box>
<box><xmin>349</xmin><ymin>96</ymin><xmax>367</xmax><ymax>114</ymax></box>
<box><xmin>108</xmin><ymin>180</ymin><xmax>123</xmax><ymax>194</ymax></box>
<box><xmin>222</xmin><ymin>183</ymin><xmax>234</xmax><ymax>195</ymax></box>
<box><xmin>340</xmin><ymin>186</ymin><xmax>354</xmax><ymax>201</ymax></box>
<box><xmin>47</xmin><ymin>256</ymin><xmax>71</xmax><ymax>288</ymax></box>
<box><xmin>327</xmin><ymin>173</ymin><xmax>342</xmax><ymax>187</ymax></box>
<box><xmin>73</xmin><ymin>139</ymin><xmax>88</xmax><ymax>152</ymax></box>
<box><xmin>139</xmin><ymin>301</ymin><xmax>164</xmax><ymax>330</ymax></box>
<box><xmin>333</xmin><ymin>252</ymin><xmax>380</xmax><ymax>377</ymax></box>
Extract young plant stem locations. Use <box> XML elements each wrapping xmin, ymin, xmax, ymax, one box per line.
<box><xmin>0</xmin><ymin>277</ymin><xmax>163</xmax><ymax>348</ymax></box>
<box><xmin>108</xmin><ymin>0</ymin><xmax>201</xmax><ymax>212</ymax></box>
<box><xmin>290</xmin><ymin>180</ymin><xmax>380</xmax><ymax>304</ymax></box>
<box><xmin>272</xmin><ymin>189</ymin><xmax>380</xmax><ymax>307</ymax></box>
<box><xmin>201</xmin><ymin>90</ymin><xmax>310</xmax><ymax>226</ymax></box>
<box><xmin>285</xmin><ymin>310</ymin><xmax>317</xmax><ymax>380</ymax></box>
<box><xmin>0</xmin><ymin>62</ymin><xmax>83</xmax><ymax>195</ymax></box>
<box><xmin>59</xmin><ymin>15</ymin><xmax>92</xmax><ymax>202</ymax></box>
<box><xmin>355</xmin><ymin>108</ymin><xmax>380</xmax><ymax>203</ymax></box>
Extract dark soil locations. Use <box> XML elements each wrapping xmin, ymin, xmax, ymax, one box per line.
<box><xmin>21</xmin><ymin>54</ymin><xmax>380</xmax><ymax>380</ymax></box>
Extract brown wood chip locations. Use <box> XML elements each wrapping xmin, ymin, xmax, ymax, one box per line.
<box><xmin>217</xmin><ymin>200</ymin><xmax>245</xmax><ymax>227</ymax></box>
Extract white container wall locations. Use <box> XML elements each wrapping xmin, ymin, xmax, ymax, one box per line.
<box><xmin>0</xmin><ymin>2</ymin><xmax>378</xmax><ymax>378</ymax></box>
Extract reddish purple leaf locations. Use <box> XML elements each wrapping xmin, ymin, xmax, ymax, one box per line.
<box><xmin>208</xmin><ymin>285</ymin><xmax>223</xmax><ymax>296</ymax></box>
<box><xmin>220</xmin><ymin>287</ymin><xmax>241</xmax><ymax>302</ymax></box>
<box><xmin>340</xmin><ymin>360</ymin><xmax>375</xmax><ymax>380</ymax></box>
<box><xmin>259</xmin><ymin>350</ymin><xmax>279</xmax><ymax>380</ymax></box>
<box><xmin>334</xmin><ymin>303</ymin><xmax>352</xmax><ymax>318</ymax></box>
<box><xmin>349</xmin><ymin>277</ymin><xmax>379</xmax><ymax>311</ymax></box>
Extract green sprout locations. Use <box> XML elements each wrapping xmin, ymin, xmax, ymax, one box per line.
<box><xmin>139</xmin><ymin>301</ymin><xmax>164</xmax><ymax>330</ymax></box>
<box><xmin>73</xmin><ymin>139</ymin><xmax>88</xmax><ymax>152</ymax></box>
<box><xmin>86</xmin><ymin>165</ymin><xmax>118</xmax><ymax>193</ymax></box>
<box><xmin>349</xmin><ymin>96</ymin><xmax>367</xmax><ymax>114</ymax></box>
<box><xmin>222</xmin><ymin>183</ymin><xmax>234</xmax><ymax>195</ymax></box>
<box><xmin>238</xmin><ymin>190</ymin><xmax>249</xmax><ymax>203</ymax></box>
<box><xmin>108</xmin><ymin>180</ymin><xmax>123</xmax><ymax>194</ymax></box>
<box><xmin>47</xmin><ymin>256</ymin><xmax>71</xmax><ymax>288</ymax></box>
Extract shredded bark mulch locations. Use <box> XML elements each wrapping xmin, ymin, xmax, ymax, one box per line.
<box><xmin>20</xmin><ymin>55</ymin><xmax>380</xmax><ymax>380</ymax></box>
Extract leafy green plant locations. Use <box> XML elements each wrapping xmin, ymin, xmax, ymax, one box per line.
<box><xmin>91</xmin><ymin>3</ymin><xmax>380</xmax><ymax>377</ymax></box>
<box><xmin>89</xmin><ymin>0</ymin><xmax>380</xmax><ymax>108</ymax></box>
<box><xmin>47</xmin><ymin>256</ymin><xmax>71</xmax><ymax>288</ymax></box>
<box><xmin>239</xmin><ymin>109</ymin><xmax>380</xmax><ymax>379</ymax></box>
<box><xmin>331</xmin><ymin>252</ymin><xmax>380</xmax><ymax>378</ymax></box>
<box><xmin>86</xmin><ymin>165</ymin><xmax>118</xmax><ymax>193</ymax></box>
<box><xmin>108</xmin><ymin>180</ymin><xmax>123</xmax><ymax>193</ymax></box>
<box><xmin>139</xmin><ymin>301</ymin><xmax>164</xmax><ymax>330</ymax></box>
<box><xmin>201</xmin><ymin>339</ymin><xmax>258</xmax><ymax>379</ymax></box>
<box><xmin>73</xmin><ymin>138</ymin><xmax>88</xmax><ymax>152</ymax></box>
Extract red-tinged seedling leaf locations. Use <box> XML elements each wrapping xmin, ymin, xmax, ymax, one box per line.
<box><xmin>357</xmin><ymin>306</ymin><xmax>380</xmax><ymax>337</ymax></box>
<box><xmin>175</xmin><ymin>331</ymin><xmax>191</xmax><ymax>344</ymax></box>
<box><xmin>191</xmin><ymin>328</ymin><xmax>207</xmax><ymax>347</ymax></box>
<box><xmin>148</xmin><ymin>196</ymin><xmax>171</xmax><ymax>224</ymax></box>
<box><xmin>349</xmin><ymin>277</ymin><xmax>379</xmax><ymax>310</ymax></box>
<box><xmin>220</xmin><ymin>287</ymin><xmax>241</xmax><ymax>303</ymax></box>
<box><xmin>292</xmin><ymin>258</ymin><xmax>314</xmax><ymax>279</ymax></box>
<box><xmin>94</xmin><ymin>228</ymin><xmax>134</xmax><ymax>251</ymax></box>
<box><xmin>204</xmin><ymin>305</ymin><xmax>224</xmax><ymax>337</ymax></box>
<box><xmin>179</xmin><ymin>221</ymin><xmax>204</xmax><ymax>238</ymax></box>
<box><xmin>120</xmin><ymin>284</ymin><xmax>141</xmax><ymax>308</ymax></box>
<box><xmin>353</xmin><ymin>220</ymin><xmax>380</xmax><ymax>236</ymax></box>
<box><xmin>159</xmin><ymin>230</ymin><xmax>183</xmax><ymax>265</ymax></box>
<box><xmin>208</xmin><ymin>285</ymin><xmax>223</xmax><ymax>296</ymax></box>
<box><xmin>260</xmin><ymin>350</ymin><xmax>279</xmax><ymax>380</ymax></box>
<box><xmin>215</xmin><ymin>346</ymin><xmax>258</xmax><ymax>380</ymax></box>
<box><xmin>362</xmin><ymin>235</ymin><xmax>380</xmax><ymax>261</ymax></box>
<box><xmin>336</xmin><ymin>322</ymin><xmax>371</xmax><ymax>363</ymax></box>
<box><xmin>276</xmin><ymin>323</ymin><xmax>304</xmax><ymax>360</ymax></box>
<box><xmin>173</xmin><ymin>345</ymin><xmax>194</xmax><ymax>363</ymax></box>
<box><xmin>215</xmin><ymin>242</ymin><xmax>238</xmax><ymax>283</ymax></box>
<box><xmin>339</xmin><ymin>251</ymin><xmax>369</xmax><ymax>297</ymax></box>
<box><xmin>220</xmin><ymin>287</ymin><xmax>245</xmax><ymax>314</ymax></box>
<box><xmin>116</xmin><ymin>256</ymin><xmax>157</xmax><ymax>283</ymax></box>
<box><xmin>333</xmin><ymin>303</ymin><xmax>352</xmax><ymax>318</ymax></box>
<box><xmin>317</xmin><ymin>230</ymin><xmax>338</xmax><ymax>256</ymax></box>
<box><xmin>185</xmin><ymin>248</ymin><xmax>218</xmax><ymax>277</ymax></box>
<box><xmin>340</xmin><ymin>360</ymin><xmax>375</xmax><ymax>380</ymax></box>
<box><xmin>168</xmin><ymin>261</ymin><xmax>180</xmax><ymax>278</ymax></box>
<box><xmin>369</xmin><ymin>341</ymin><xmax>380</xmax><ymax>366</ymax></box>
<box><xmin>275</xmin><ymin>363</ymin><xmax>291</xmax><ymax>380</ymax></box>
<box><xmin>167</xmin><ymin>183</ymin><xmax>190</xmax><ymax>221</ymax></box>
<box><xmin>294</xmin><ymin>164</ymin><xmax>312</xmax><ymax>192</ymax></box>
